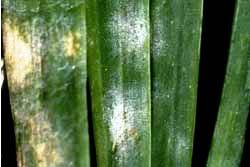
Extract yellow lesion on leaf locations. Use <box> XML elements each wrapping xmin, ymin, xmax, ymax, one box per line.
<box><xmin>28</xmin><ymin>111</ymin><xmax>63</xmax><ymax>167</ymax></box>
<box><xmin>63</xmin><ymin>32</ymin><xmax>80</xmax><ymax>57</ymax></box>
<box><xmin>112</xmin><ymin>141</ymin><xmax>117</xmax><ymax>153</ymax></box>
<box><xmin>3</xmin><ymin>21</ymin><xmax>41</xmax><ymax>91</ymax></box>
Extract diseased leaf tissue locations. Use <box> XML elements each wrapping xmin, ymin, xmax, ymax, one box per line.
<box><xmin>2</xmin><ymin>0</ymin><xmax>249</xmax><ymax>167</ymax></box>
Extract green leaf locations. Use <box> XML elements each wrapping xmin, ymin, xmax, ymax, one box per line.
<box><xmin>3</xmin><ymin>1</ymin><xmax>90</xmax><ymax>166</ymax></box>
<box><xmin>150</xmin><ymin>0</ymin><xmax>203</xmax><ymax>166</ymax></box>
<box><xmin>207</xmin><ymin>0</ymin><xmax>250</xmax><ymax>166</ymax></box>
<box><xmin>86</xmin><ymin>0</ymin><xmax>151</xmax><ymax>166</ymax></box>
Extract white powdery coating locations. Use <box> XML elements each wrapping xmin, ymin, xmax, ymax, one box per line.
<box><xmin>152</xmin><ymin>16</ymin><xmax>168</xmax><ymax>58</ymax></box>
<box><xmin>107</xmin><ymin>14</ymin><xmax>148</xmax><ymax>53</ymax></box>
<box><xmin>106</xmin><ymin>89</ymin><xmax>136</xmax><ymax>162</ymax></box>
<box><xmin>176</xmin><ymin>135</ymin><xmax>190</xmax><ymax>157</ymax></box>
<box><xmin>109</xmin><ymin>91</ymin><xmax>125</xmax><ymax>146</ymax></box>
<box><xmin>104</xmin><ymin>9</ymin><xmax>148</xmax><ymax>163</ymax></box>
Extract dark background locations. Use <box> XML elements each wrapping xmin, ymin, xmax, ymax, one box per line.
<box><xmin>192</xmin><ymin>0</ymin><xmax>250</xmax><ymax>166</ymax></box>
<box><xmin>1</xmin><ymin>0</ymin><xmax>249</xmax><ymax>166</ymax></box>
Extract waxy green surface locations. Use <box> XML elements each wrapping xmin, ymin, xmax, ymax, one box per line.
<box><xmin>207</xmin><ymin>0</ymin><xmax>250</xmax><ymax>166</ymax></box>
<box><xmin>87</xmin><ymin>0</ymin><xmax>151</xmax><ymax>166</ymax></box>
<box><xmin>3</xmin><ymin>0</ymin><xmax>90</xmax><ymax>166</ymax></box>
<box><xmin>151</xmin><ymin>0</ymin><xmax>203</xmax><ymax>166</ymax></box>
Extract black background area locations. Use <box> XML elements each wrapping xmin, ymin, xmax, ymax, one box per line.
<box><xmin>192</xmin><ymin>0</ymin><xmax>249</xmax><ymax>166</ymax></box>
<box><xmin>2</xmin><ymin>64</ymin><xmax>17</xmax><ymax>166</ymax></box>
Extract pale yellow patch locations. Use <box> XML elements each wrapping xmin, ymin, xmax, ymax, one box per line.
<box><xmin>28</xmin><ymin>112</ymin><xmax>63</xmax><ymax>167</ymax></box>
<box><xmin>3</xmin><ymin>22</ymin><xmax>41</xmax><ymax>91</ymax></box>
<box><xmin>64</xmin><ymin>32</ymin><xmax>80</xmax><ymax>57</ymax></box>
<box><xmin>3</xmin><ymin>21</ymin><xmax>64</xmax><ymax>167</ymax></box>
